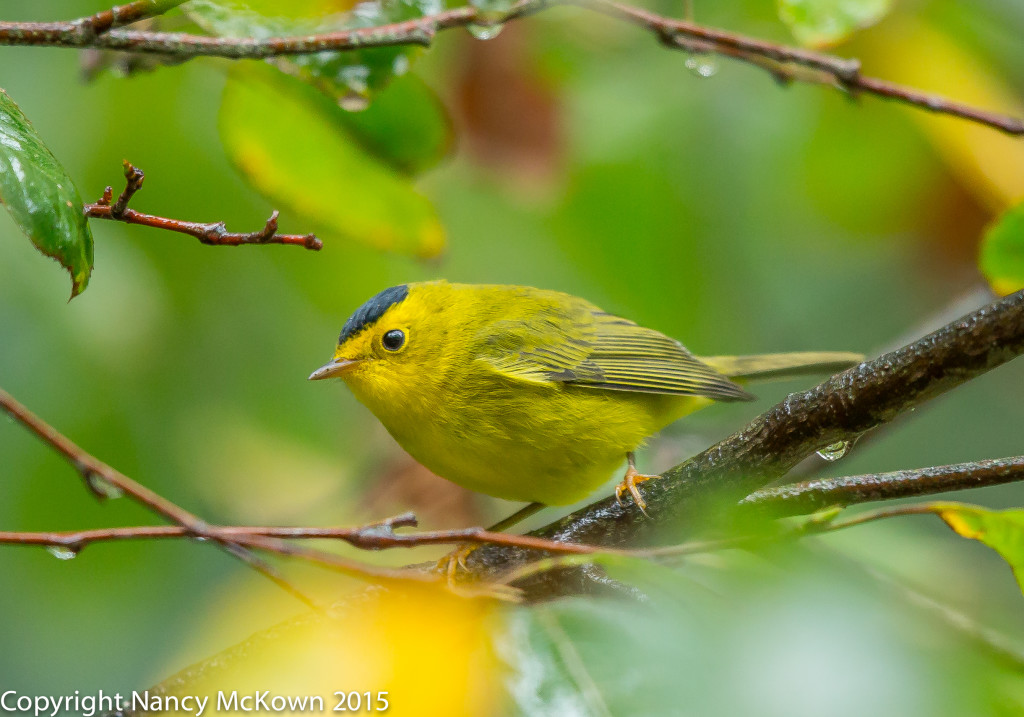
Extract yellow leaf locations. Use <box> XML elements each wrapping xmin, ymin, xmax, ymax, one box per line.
<box><xmin>933</xmin><ymin>503</ymin><xmax>1024</xmax><ymax>594</ymax></box>
<box><xmin>863</xmin><ymin>17</ymin><xmax>1024</xmax><ymax>212</ymax></box>
<box><xmin>146</xmin><ymin>585</ymin><xmax>502</xmax><ymax>716</ymax></box>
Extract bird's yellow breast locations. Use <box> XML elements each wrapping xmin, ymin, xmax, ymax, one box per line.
<box><xmin>348</xmin><ymin>360</ymin><xmax>704</xmax><ymax>504</ymax></box>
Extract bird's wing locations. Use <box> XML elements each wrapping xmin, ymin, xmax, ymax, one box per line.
<box><xmin>476</xmin><ymin>304</ymin><xmax>753</xmax><ymax>402</ymax></box>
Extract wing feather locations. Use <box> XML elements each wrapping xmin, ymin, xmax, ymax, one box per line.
<box><xmin>476</xmin><ymin>299</ymin><xmax>752</xmax><ymax>402</ymax></box>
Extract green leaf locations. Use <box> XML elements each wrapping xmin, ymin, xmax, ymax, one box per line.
<box><xmin>0</xmin><ymin>88</ymin><xmax>93</xmax><ymax>298</ymax></box>
<box><xmin>187</xmin><ymin>0</ymin><xmax>438</xmax><ymax>103</ymax></box>
<box><xmin>778</xmin><ymin>0</ymin><xmax>892</xmax><ymax>47</ymax></box>
<box><xmin>336</xmin><ymin>73</ymin><xmax>453</xmax><ymax>176</ymax></box>
<box><xmin>980</xmin><ymin>201</ymin><xmax>1024</xmax><ymax>296</ymax></box>
<box><xmin>936</xmin><ymin>503</ymin><xmax>1024</xmax><ymax>594</ymax></box>
<box><xmin>219</xmin><ymin>63</ymin><xmax>445</xmax><ymax>257</ymax></box>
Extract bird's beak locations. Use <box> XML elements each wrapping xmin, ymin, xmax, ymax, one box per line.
<box><xmin>308</xmin><ymin>359</ymin><xmax>360</xmax><ymax>381</ymax></box>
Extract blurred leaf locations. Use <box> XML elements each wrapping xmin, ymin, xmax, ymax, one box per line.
<box><xmin>148</xmin><ymin>585</ymin><xmax>502</xmax><ymax>717</ymax></box>
<box><xmin>937</xmin><ymin>503</ymin><xmax>1024</xmax><ymax>594</ymax></box>
<box><xmin>980</xmin><ymin>202</ymin><xmax>1024</xmax><ymax>296</ymax></box>
<box><xmin>187</xmin><ymin>0</ymin><xmax>439</xmax><ymax>104</ymax></box>
<box><xmin>778</xmin><ymin>0</ymin><xmax>891</xmax><ymax>47</ymax></box>
<box><xmin>0</xmin><ymin>88</ymin><xmax>93</xmax><ymax>298</ymax></box>
<box><xmin>863</xmin><ymin>17</ymin><xmax>1024</xmax><ymax>212</ymax></box>
<box><xmin>219</xmin><ymin>63</ymin><xmax>445</xmax><ymax>257</ymax></box>
<box><xmin>333</xmin><ymin>73</ymin><xmax>454</xmax><ymax>176</ymax></box>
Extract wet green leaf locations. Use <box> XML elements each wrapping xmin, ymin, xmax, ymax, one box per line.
<box><xmin>0</xmin><ymin>89</ymin><xmax>93</xmax><ymax>298</ymax></box>
<box><xmin>219</xmin><ymin>64</ymin><xmax>445</xmax><ymax>257</ymax></box>
<box><xmin>936</xmin><ymin>503</ymin><xmax>1024</xmax><ymax>594</ymax></box>
<box><xmin>187</xmin><ymin>0</ymin><xmax>439</xmax><ymax>104</ymax></box>
<box><xmin>980</xmin><ymin>201</ymin><xmax>1024</xmax><ymax>296</ymax></box>
<box><xmin>778</xmin><ymin>0</ymin><xmax>892</xmax><ymax>47</ymax></box>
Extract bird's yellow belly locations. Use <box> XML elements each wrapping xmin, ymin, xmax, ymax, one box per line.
<box><xmin>370</xmin><ymin>381</ymin><xmax>706</xmax><ymax>505</ymax></box>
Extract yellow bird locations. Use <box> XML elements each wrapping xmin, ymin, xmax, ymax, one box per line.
<box><xmin>310</xmin><ymin>281</ymin><xmax>860</xmax><ymax>512</ymax></box>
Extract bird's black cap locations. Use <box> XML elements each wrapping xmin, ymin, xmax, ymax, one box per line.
<box><xmin>339</xmin><ymin>284</ymin><xmax>409</xmax><ymax>344</ymax></box>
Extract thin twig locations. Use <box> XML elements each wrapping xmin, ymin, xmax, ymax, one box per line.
<box><xmin>579</xmin><ymin>0</ymin><xmax>1023</xmax><ymax>135</ymax></box>
<box><xmin>0</xmin><ymin>518</ymin><xmax>614</xmax><ymax>557</ymax></box>
<box><xmin>0</xmin><ymin>385</ymin><xmax>327</xmax><ymax>606</ymax></box>
<box><xmin>84</xmin><ymin>161</ymin><xmax>322</xmax><ymax>250</ymax></box>
<box><xmin>0</xmin><ymin>0</ymin><xmax>1020</xmax><ymax>136</ymax></box>
<box><xmin>0</xmin><ymin>386</ymin><xmax>440</xmax><ymax>602</ymax></box>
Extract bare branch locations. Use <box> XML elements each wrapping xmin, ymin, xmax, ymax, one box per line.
<box><xmin>0</xmin><ymin>1</ymin><xmax>1020</xmax><ymax>136</ymax></box>
<box><xmin>84</xmin><ymin>161</ymin><xmax>322</xmax><ymax>250</ymax></box>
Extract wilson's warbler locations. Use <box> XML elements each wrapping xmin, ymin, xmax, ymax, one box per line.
<box><xmin>310</xmin><ymin>281</ymin><xmax>861</xmax><ymax>511</ymax></box>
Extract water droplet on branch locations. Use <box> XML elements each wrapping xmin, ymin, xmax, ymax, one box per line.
<box><xmin>467</xmin><ymin>22</ymin><xmax>503</xmax><ymax>40</ymax></box>
<box><xmin>47</xmin><ymin>545</ymin><xmax>79</xmax><ymax>560</ymax></box>
<box><xmin>685</xmin><ymin>53</ymin><xmax>718</xmax><ymax>78</ymax></box>
<box><xmin>339</xmin><ymin>93</ymin><xmax>370</xmax><ymax>112</ymax></box>
<box><xmin>468</xmin><ymin>0</ymin><xmax>509</xmax><ymax>40</ymax></box>
<box><xmin>87</xmin><ymin>473</ymin><xmax>124</xmax><ymax>499</ymax></box>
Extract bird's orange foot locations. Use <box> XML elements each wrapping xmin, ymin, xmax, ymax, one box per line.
<box><xmin>435</xmin><ymin>546</ymin><xmax>524</xmax><ymax>601</ymax></box>
<box><xmin>615</xmin><ymin>465</ymin><xmax>659</xmax><ymax>516</ymax></box>
<box><xmin>436</xmin><ymin>543</ymin><xmax>476</xmax><ymax>583</ymax></box>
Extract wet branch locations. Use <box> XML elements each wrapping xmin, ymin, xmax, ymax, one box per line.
<box><xmin>740</xmin><ymin>456</ymin><xmax>1024</xmax><ymax>519</ymax></box>
<box><xmin>84</xmin><ymin>161</ymin><xmax>322</xmax><ymax>250</ymax></box>
<box><xmin>463</xmin><ymin>289</ymin><xmax>1024</xmax><ymax>595</ymax></box>
<box><xmin>0</xmin><ymin>0</ymin><xmax>1021</xmax><ymax>136</ymax></box>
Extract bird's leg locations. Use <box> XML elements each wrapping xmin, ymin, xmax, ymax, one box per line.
<box><xmin>438</xmin><ymin>502</ymin><xmax>546</xmax><ymax>581</ymax></box>
<box><xmin>485</xmin><ymin>501</ymin><xmax>546</xmax><ymax>532</ymax></box>
<box><xmin>614</xmin><ymin>452</ymin><xmax>659</xmax><ymax>516</ymax></box>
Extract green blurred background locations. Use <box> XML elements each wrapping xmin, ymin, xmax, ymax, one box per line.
<box><xmin>1</xmin><ymin>0</ymin><xmax>1023</xmax><ymax>713</ymax></box>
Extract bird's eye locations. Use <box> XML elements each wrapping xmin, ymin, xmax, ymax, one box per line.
<box><xmin>381</xmin><ymin>329</ymin><xmax>406</xmax><ymax>351</ymax></box>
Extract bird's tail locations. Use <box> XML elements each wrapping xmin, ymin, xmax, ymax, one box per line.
<box><xmin>699</xmin><ymin>352</ymin><xmax>864</xmax><ymax>384</ymax></box>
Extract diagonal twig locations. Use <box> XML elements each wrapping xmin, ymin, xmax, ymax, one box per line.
<box><xmin>84</xmin><ymin>161</ymin><xmax>322</xmax><ymax>250</ymax></box>
<box><xmin>0</xmin><ymin>385</ymin><xmax>325</xmax><ymax>607</ymax></box>
<box><xmin>0</xmin><ymin>386</ymin><xmax>447</xmax><ymax>608</ymax></box>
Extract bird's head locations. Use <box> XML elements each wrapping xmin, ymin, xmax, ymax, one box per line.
<box><xmin>309</xmin><ymin>283</ymin><xmax>451</xmax><ymax>407</ymax></box>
